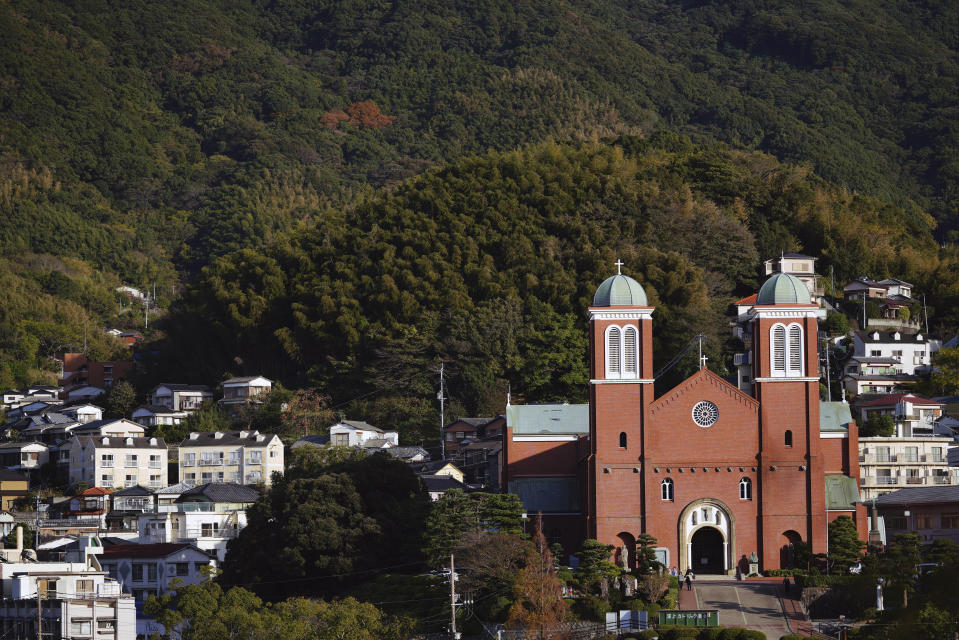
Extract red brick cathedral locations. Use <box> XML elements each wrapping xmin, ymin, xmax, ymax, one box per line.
<box><xmin>504</xmin><ymin>268</ymin><xmax>865</xmax><ymax>574</ymax></box>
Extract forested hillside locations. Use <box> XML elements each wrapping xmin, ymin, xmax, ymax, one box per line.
<box><xmin>2</xmin><ymin>0</ymin><xmax>959</xmax><ymax>435</ymax></box>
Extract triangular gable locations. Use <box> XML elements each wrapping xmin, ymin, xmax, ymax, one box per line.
<box><xmin>649</xmin><ymin>368</ymin><xmax>759</xmax><ymax>416</ymax></box>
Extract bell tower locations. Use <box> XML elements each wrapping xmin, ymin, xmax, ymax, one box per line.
<box><xmin>586</xmin><ymin>262</ymin><xmax>655</xmax><ymax>549</ymax></box>
<box><xmin>749</xmin><ymin>273</ymin><xmax>827</xmax><ymax>569</ymax></box>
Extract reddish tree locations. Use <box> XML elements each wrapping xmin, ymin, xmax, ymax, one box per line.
<box><xmin>506</xmin><ymin>515</ymin><xmax>570</xmax><ymax>640</ymax></box>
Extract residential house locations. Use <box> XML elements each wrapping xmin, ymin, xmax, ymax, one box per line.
<box><xmin>384</xmin><ymin>446</ymin><xmax>430</xmax><ymax>463</ymax></box>
<box><xmin>413</xmin><ymin>460</ymin><xmax>465</xmax><ymax>483</ymax></box>
<box><xmin>0</xmin><ymin>441</ymin><xmax>50</xmax><ymax>473</ymax></box>
<box><xmin>4</xmin><ymin>399</ymin><xmax>60</xmax><ymax>422</ymax></box>
<box><xmin>218</xmin><ymin>376</ymin><xmax>272</xmax><ymax>416</ymax></box>
<box><xmin>132</xmin><ymin>405</ymin><xmax>187</xmax><ymax>428</ymax></box>
<box><xmin>329</xmin><ymin>420</ymin><xmax>399</xmax><ymax>447</ymax></box>
<box><xmin>0</xmin><ymin>470</ymin><xmax>29</xmax><ymax>510</ymax></box>
<box><xmin>14</xmin><ymin>411</ymin><xmax>79</xmax><ymax>443</ymax></box>
<box><xmin>763</xmin><ymin>253</ymin><xmax>824</xmax><ymax>304</ymax></box>
<box><xmin>290</xmin><ymin>434</ymin><xmax>331</xmax><ymax>449</ymax></box>
<box><xmin>0</xmin><ymin>557</ymin><xmax>135</xmax><ymax>640</ymax></box>
<box><xmin>149</xmin><ymin>384</ymin><xmax>213</xmax><ymax>412</ymax></box>
<box><xmin>137</xmin><ymin>483</ymin><xmax>259</xmax><ymax>561</ymax></box>
<box><xmin>59</xmin><ymin>403</ymin><xmax>103</xmax><ymax>424</ymax></box>
<box><xmin>421</xmin><ymin>474</ymin><xmax>467</xmax><ymax>501</ymax></box>
<box><xmin>460</xmin><ymin>439</ymin><xmax>503</xmax><ymax>490</ymax></box>
<box><xmin>852</xmin><ymin>330</ymin><xmax>937</xmax><ymax>376</ymax></box>
<box><xmin>857</xmin><ymin>394</ymin><xmax>946</xmax><ymax>437</ymax></box>
<box><xmin>69</xmin><ymin>418</ymin><xmax>147</xmax><ymax>438</ymax></box>
<box><xmin>66</xmin><ymin>385</ymin><xmax>106</xmax><ymax>402</ymax></box>
<box><xmin>52</xmin><ymin>487</ymin><xmax>114</xmax><ymax>529</ymax></box>
<box><xmin>1</xmin><ymin>389</ymin><xmax>23</xmax><ymax>407</ymax></box>
<box><xmin>106</xmin><ymin>485</ymin><xmax>156</xmax><ymax>533</ymax></box>
<box><xmin>69</xmin><ymin>435</ymin><xmax>168</xmax><ymax>490</ymax></box>
<box><xmin>443</xmin><ymin>416</ymin><xmax>505</xmax><ymax>458</ymax></box>
<box><xmin>178</xmin><ymin>430</ymin><xmax>284</xmax><ymax>486</ymax></box>
<box><xmin>844</xmin><ymin>279</ymin><xmax>921</xmax><ymax>330</ymax></box>
<box><xmin>116</xmin><ymin>331</ymin><xmax>143</xmax><ymax>348</ymax></box>
<box><xmin>873</xmin><ymin>485</ymin><xmax>959</xmax><ymax>545</ymax></box>
<box><xmin>99</xmin><ymin>542</ymin><xmax>212</xmax><ymax>628</ymax></box>
<box><xmin>60</xmin><ymin>352</ymin><xmax>133</xmax><ymax>391</ymax></box>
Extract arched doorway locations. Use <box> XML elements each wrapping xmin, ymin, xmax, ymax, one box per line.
<box><xmin>690</xmin><ymin>527</ymin><xmax>725</xmax><ymax>574</ymax></box>
<box><xmin>781</xmin><ymin>530</ymin><xmax>803</xmax><ymax>569</ymax></box>
<box><xmin>615</xmin><ymin>532</ymin><xmax>635</xmax><ymax>570</ymax></box>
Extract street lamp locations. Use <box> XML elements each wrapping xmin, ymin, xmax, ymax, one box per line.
<box><xmin>521</xmin><ymin>512</ymin><xmax>528</xmax><ymax>536</ymax></box>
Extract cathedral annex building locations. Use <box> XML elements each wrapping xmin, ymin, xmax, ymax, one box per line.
<box><xmin>503</xmin><ymin>268</ymin><xmax>865</xmax><ymax>574</ymax></box>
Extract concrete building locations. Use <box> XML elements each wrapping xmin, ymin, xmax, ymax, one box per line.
<box><xmin>859</xmin><ymin>436</ymin><xmax>957</xmax><ymax>500</ymax></box>
<box><xmin>178</xmin><ymin>430</ymin><xmax>283</xmax><ymax>486</ymax></box>
<box><xmin>148</xmin><ymin>384</ymin><xmax>213</xmax><ymax>412</ymax></box>
<box><xmin>873</xmin><ymin>485</ymin><xmax>959</xmax><ymax>545</ymax></box>
<box><xmin>69</xmin><ymin>436</ymin><xmax>168</xmax><ymax>490</ymax></box>
<box><xmin>218</xmin><ymin>376</ymin><xmax>272</xmax><ymax>416</ymax></box>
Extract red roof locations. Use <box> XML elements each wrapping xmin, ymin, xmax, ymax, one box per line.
<box><xmin>734</xmin><ymin>294</ymin><xmax>758</xmax><ymax>306</ymax></box>
<box><xmin>859</xmin><ymin>393</ymin><xmax>940</xmax><ymax>407</ymax></box>
<box><xmin>75</xmin><ymin>487</ymin><xmax>113</xmax><ymax>497</ymax></box>
<box><xmin>102</xmin><ymin>543</ymin><xmax>197</xmax><ymax>559</ymax></box>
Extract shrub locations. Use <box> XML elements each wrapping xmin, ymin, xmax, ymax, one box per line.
<box><xmin>657</xmin><ymin>627</ymin><xmax>701</xmax><ymax>640</ymax></box>
<box><xmin>571</xmin><ymin>594</ymin><xmax>610</xmax><ymax>621</ymax></box>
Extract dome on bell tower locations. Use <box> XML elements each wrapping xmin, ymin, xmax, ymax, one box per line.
<box><xmin>756</xmin><ymin>272</ymin><xmax>811</xmax><ymax>305</ymax></box>
<box><xmin>593</xmin><ymin>271</ymin><xmax>648</xmax><ymax>307</ymax></box>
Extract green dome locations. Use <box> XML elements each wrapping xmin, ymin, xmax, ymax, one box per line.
<box><xmin>756</xmin><ymin>273</ymin><xmax>811</xmax><ymax>305</ymax></box>
<box><xmin>593</xmin><ymin>274</ymin><xmax>648</xmax><ymax>307</ymax></box>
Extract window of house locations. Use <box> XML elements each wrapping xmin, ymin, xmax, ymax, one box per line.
<box><xmin>182</xmin><ymin>453</ymin><xmax>196</xmax><ymax>467</ymax></box>
<box><xmin>101</xmin><ymin>454</ymin><xmax>114</xmax><ymax>467</ymax></box>
<box><xmin>125</xmin><ymin>454</ymin><xmax>137</xmax><ymax>467</ymax></box>
<box><xmin>661</xmin><ymin>478</ymin><xmax>673</xmax><ymax>501</ymax></box>
<box><xmin>70</xmin><ymin>620</ymin><xmax>92</xmax><ymax>636</ymax></box>
<box><xmin>917</xmin><ymin>515</ymin><xmax>934</xmax><ymax>529</ymax></box>
<box><xmin>932</xmin><ymin>447</ymin><xmax>943</xmax><ymax>462</ymax></box>
<box><xmin>227</xmin><ymin>451</ymin><xmax>241</xmax><ymax>465</ymax></box>
<box><xmin>201</xmin><ymin>523</ymin><xmax>219</xmax><ymax>537</ymax></box>
<box><xmin>170</xmin><ymin>563</ymin><xmax>190</xmax><ymax>576</ymax></box>
<box><xmin>876</xmin><ymin>447</ymin><xmax>891</xmax><ymax>462</ymax></box>
<box><xmin>149</xmin><ymin>454</ymin><xmax>161</xmax><ymax>468</ymax></box>
<box><xmin>184</xmin><ymin>473</ymin><xmax>196</xmax><ymax>484</ymax></box>
<box><xmin>229</xmin><ymin>471</ymin><xmax>241</xmax><ymax>483</ymax></box>
<box><xmin>870</xmin><ymin>350</ymin><xmax>881</xmax><ymax>356</ymax></box>
<box><xmin>97</xmin><ymin>620</ymin><xmax>116</xmax><ymax>632</ymax></box>
<box><xmin>332</xmin><ymin>434</ymin><xmax>349</xmax><ymax>446</ymax></box>
<box><xmin>215</xmin><ymin>471</ymin><xmax>224</xmax><ymax>482</ymax></box>
<box><xmin>269</xmin><ymin>448</ymin><xmax>278</xmax><ymax>459</ymax></box>
<box><xmin>125</xmin><ymin>475</ymin><xmax>136</xmax><ymax>487</ymax></box>
<box><xmin>36</xmin><ymin>578</ymin><xmax>58</xmax><ymax>597</ymax></box>
<box><xmin>784</xmin><ymin>430</ymin><xmax>793</xmax><ymax>447</ymax></box>
<box><xmin>101</xmin><ymin>474</ymin><xmax>113</xmax><ymax>488</ymax></box>
<box><xmin>904</xmin><ymin>447</ymin><xmax>918</xmax><ymax>462</ymax></box>
<box><xmin>199</xmin><ymin>452</ymin><xmax>223</xmax><ymax>465</ymax></box>
<box><xmin>194</xmin><ymin>562</ymin><xmax>209</xmax><ymax>575</ymax></box>
<box><xmin>740</xmin><ymin>477</ymin><xmax>752</xmax><ymax>500</ymax></box>
<box><xmin>942</xmin><ymin>514</ymin><xmax>959</xmax><ymax>528</ymax></box>
<box><xmin>455</xmin><ymin>431</ymin><xmax>466</xmax><ymax>440</ymax></box>
<box><xmin>150</xmin><ymin>474</ymin><xmax>161</xmax><ymax>487</ymax></box>
<box><xmin>102</xmin><ymin>563</ymin><xmax>118</xmax><ymax>580</ymax></box>
<box><xmin>132</xmin><ymin>563</ymin><xmax>157</xmax><ymax>582</ymax></box>
<box><xmin>76</xmin><ymin>579</ymin><xmax>94</xmax><ymax>595</ymax></box>
<box><xmin>886</xmin><ymin>516</ymin><xmax>907</xmax><ymax>529</ymax></box>
<box><xmin>619</xmin><ymin>432</ymin><xmax>627</xmax><ymax>448</ymax></box>
<box><xmin>247</xmin><ymin>470</ymin><xmax>263</xmax><ymax>484</ymax></box>
<box><xmin>445</xmin><ymin>433</ymin><xmax>455</xmax><ymax>442</ymax></box>
<box><xmin>201</xmin><ymin>472</ymin><xmax>213</xmax><ymax>483</ymax></box>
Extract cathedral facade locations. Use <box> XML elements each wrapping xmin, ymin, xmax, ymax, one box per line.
<box><xmin>504</xmin><ymin>269</ymin><xmax>865</xmax><ymax>573</ymax></box>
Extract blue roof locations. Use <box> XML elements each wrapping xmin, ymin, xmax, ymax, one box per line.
<box><xmin>756</xmin><ymin>273</ymin><xmax>811</xmax><ymax>305</ymax></box>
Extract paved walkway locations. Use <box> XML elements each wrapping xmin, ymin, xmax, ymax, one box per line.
<box><xmin>691</xmin><ymin>581</ymin><xmax>796</xmax><ymax>640</ymax></box>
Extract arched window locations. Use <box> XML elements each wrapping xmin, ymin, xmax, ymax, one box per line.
<box><xmin>607</xmin><ymin>326</ymin><xmax>622</xmax><ymax>378</ymax></box>
<box><xmin>788</xmin><ymin>324</ymin><xmax>803</xmax><ymax>375</ymax></box>
<box><xmin>785</xmin><ymin>430</ymin><xmax>793</xmax><ymax>447</ymax></box>
<box><xmin>771</xmin><ymin>325</ymin><xmax>786</xmax><ymax>375</ymax></box>
<box><xmin>770</xmin><ymin>323</ymin><xmax>804</xmax><ymax>377</ymax></box>
<box><xmin>740</xmin><ymin>477</ymin><xmax>752</xmax><ymax>500</ymax></box>
<box><xmin>619</xmin><ymin>432</ymin><xmax>627</xmax><ymax>448</ymax></box>
<box><xmin>623</xmin><ymin>326</ymin><xmax>638</xmax><ymax>375</ymax></box>
<box><xmin>661</xmin><ymin>478</ymin><xmax>673</xmax><ymax>501</ymax></box>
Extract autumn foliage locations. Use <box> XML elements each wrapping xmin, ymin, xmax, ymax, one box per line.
<box><xmin>507</xmin><ymin>515</ymin><xmax>570</xmax><ymax>640</ymax></box>
<box><xmin>321</xmin><ymin>101</ymin><xmax>397</xmax><ymax>130</ymax></box>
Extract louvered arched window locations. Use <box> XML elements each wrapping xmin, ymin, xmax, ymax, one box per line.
<box><xmin>607</xmin><ymin>326</ymin><xmax>622</xmax><ymax>378</ymax></box>
<box><xmin>623</xmin><ymin>326</ymin><xmax>638</xmax><ymax>375</ymax></box>
<box><xmin>770</xmin><ymin>323</ymin><xmax>804</xmax><ymax>377</ymax></box>
<box><xmin>772</xmin><ymin>325</ymin><xmax>786</xmax><ymax>375</ymax></box>
<box><xmin>788</xmin><ymin>324</ymin><xmax>803</xmax><ymax>375</ymax></box>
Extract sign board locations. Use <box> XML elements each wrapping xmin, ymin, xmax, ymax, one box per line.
<box><xmin>657</xmin><ymin>609</ymin><xmax>719</xmax><ymax>627</ymax></box>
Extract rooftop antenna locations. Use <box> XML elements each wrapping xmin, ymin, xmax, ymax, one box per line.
<box><xmin>615</xmin><ymin>258</ymin><xmax>623</xmax><ymax>275</ymax></box>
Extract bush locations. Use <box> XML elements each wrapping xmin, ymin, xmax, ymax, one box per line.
<box><xmin>571</xmin><ymin>594</ymin><xmax>610</xmax><ymax>621</ymax></box>
<box><xmin>656</xmin><ymin>627</ymin><xmax>701</xmax><ymax>640</ymax></box>
<box><xmin>764</xmin><ymin>569</ymin><xmax>808</xmax><ymax>577</ymax></box>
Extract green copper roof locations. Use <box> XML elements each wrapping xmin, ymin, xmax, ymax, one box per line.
<box><xmin>593</xmin><ymin>274</ymin><xmax>648</xmax><ymax>307</ymax></box>
<box><xmin>507</xmin><ymin>403</ymin><xmax>589</xmax><ymax>435</ymax></box>
<box><xmin>820</xmin><ymin>401</ymin><xmax>853</xmax><ymax>433</ymax></box>
<box><xmin>756</xmin><ymin>272</ymin><xmax>811</xmax><ymax>305</ymax></box>
<box><xmin>825</xmin><ymin>474</ymin><xmax>861</xmax><ymax>510</ymax></box>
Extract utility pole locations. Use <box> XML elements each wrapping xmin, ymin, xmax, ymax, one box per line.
<box><xmin>37</xmin><ymin>582</ymin><xmax>42</xmax><ymax>640</ymax></box>
<box><xmin>922</xmin><ymin>294</ymin><xmax>929</xmax><ymax>334</ymax></box>
<box><xmin>438</xmin><ymin>364</ymin><xmax>446</xmax><ymax>461</ymax></box>
<box><xmin>35</xmin><ymin>494</ymin><xmax>40</xmax><ymax>548</ymax></box>
<box><xmin>449</xmin><ymin>553</ymin><xmax>457</xmax><ymax>640</ymax></box>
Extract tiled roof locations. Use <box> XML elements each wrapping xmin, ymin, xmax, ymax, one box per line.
<box><xmin>875</xmin><ymin>485</ymin><xmax>959</xmax><ymax>506</ymax></box>
<box><xmin>71</xmin><ymin>419</ymin><xmax>143</xmax><ymax>433</ymax></box>
<box><xmin>854</xmin><ymin>330</ymin><xmax>926</xmax><ymax>343</ymax></box>
<box><xmin>155</xmin><ymin>482</ymin><xmax>195</xmax><ymax>494</ymax></box>
<box><xmin>415</xmin><ymin>460</ymin><xmax>461</xmax><ymax>474</ymax></box>
<box><xmin>75</xmin><ymin>435</ymin><xmax>166</xmax><ymax>449</ymax></box>
<box><xmin>733</xmin><ymin>293</ymin><xmax>758</xmax><ymax>306</ymax></box>
<box><xmin>420</xmin><ymin>474</ymin><xmax>465</xmax><ymax>492</ymax></box>
<box><xmin>111</xmin><ymin>485</ymin><xmax>154</xmax><ymax>497</ymax></box>
<box><xmin>335</xmin><ymin>420</ymin><xmax>383</xmax><ymax>433</ymax></box>
<box><xmin>385</xmin><ymin>446</ymin><xmax>429</xmax><ymax>460</ymax></box>
<box><xmin>362</xmin><ymin>438</ymin><xmax>392</xmax><ymax>448</ymax></box>
<box><xmin>858</xmin><ymin>393</ymin><xmax>940</xmax><ymax>407</ymax></box>
<box><xmin>291</xmin><ymin>435</ymin><xmax>330</xmax><ymax>449</ymax></box>
<box><xmin>221</xmin><ymin>376</ymin><xmax>271</xmax><ymax>384</ymax></box>
<box><xmin>133</xmin><ymin>404</ymin><xmax>184</xmax><ymax>415</ymax></box>
<box><xmin>75</xmin><ymin>487</ymin><xmax>113</xmax><ymax>497</ymax></box>
<box><xmin>151</xmin><ymin>383</ymin><xmax>212</xmax><ymax>393</ymax></box>
<box><xmin>178</xmin><ymin>482</ymin><xmax>260</xmax><ymax>503</ymax></box>
<box><xmin>179</xmin><ymin>430</ymin><xmax>277</xmax><ymax>447</ymax></box>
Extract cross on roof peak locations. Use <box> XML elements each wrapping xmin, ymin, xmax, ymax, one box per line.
<box><xmin>615</xmin><ymin>259</ymin><xmax>623</xmax><ymax>275</ymax></box>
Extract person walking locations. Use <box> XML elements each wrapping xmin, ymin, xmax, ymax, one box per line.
<box><xmin>685</xmin><ymin>573</ymin><xmax>693</xmax><ymax>591</ymax></box>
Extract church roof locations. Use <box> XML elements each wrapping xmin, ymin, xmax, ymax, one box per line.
<box><xmin>593</xmin><ymin>274</ymin><xmax>648</xmax><ymax>307</ymax></box>
<box><xmin>825</xmin><ymin>474</ymin><xmax>860</xmax><ymax>510</ymax></box>
<box><xmin>819</xmin><ymin>402</ymin><xmax>853</xmax><ymax>433</ymax></box>
<box><xmin>756</xmin><ymin>273</ymin><xmax>811</xmax><ymax>305</ymax></box>
<box><xmin>507</xmin><ymin>403</ymin><xmax>589</xmax><ymax>435</ymax></box>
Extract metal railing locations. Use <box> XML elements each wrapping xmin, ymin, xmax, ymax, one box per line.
<box><xmin>875</xmin><ymin>477</ymin><xmax>899</xmax><ymax>485</ymax></box>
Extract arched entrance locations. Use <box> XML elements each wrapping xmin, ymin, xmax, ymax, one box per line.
<box><xmin>781</xmin><ymin>530</ymin><xmax>803</xmax><ymax>569</ymax></box>
<box><xmin>615</xmin><ymin>532</ymin><xmax>635</xmax><ymax>570</ymax></box>
<box><xmin>678</xmin><ymin>498</ymin><xmax>736</xmax><ymax>576</ymax></box>
<box><xmin>691</xmin><ymin>527</ymin><xmax>725</xmax><ymax>574</ymax></box>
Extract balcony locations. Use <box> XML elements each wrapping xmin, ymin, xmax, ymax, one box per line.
<box><xmin>933</xmin><ymin>476</ymin><xmax>953</xmax><ymax>485</ymax></box>
<box><xmin>149</xmin><ymin>462</ymin><xmax>162</xmax><ymax>469</ymax></box>
<box><xmin>101</xmin><ymin>461</ymin><xmax>114</xmax><ymax>468</ymax></box>
<box><xmin>906</xmin><ymin>477</ymin><xmax>925</xmax><ymax>485</ymax></box>
<box><xmin>733</xmin><ymin>353</ymin><xmax>751</xmax><ymax>366</ymax></box>
<box><xmin>198</xmin><ymin>459</ymin><xmax>223</xmax><ymax>466</ymax></box>
<box><xmin>875</xmin><ymin>455</ymin><xmax>896</xmax><ymax>463</ymax></box>
<box><xmin>875</xmin><ymin>477</ymin><xmax>899</xmax><ymax>485</ymax></box>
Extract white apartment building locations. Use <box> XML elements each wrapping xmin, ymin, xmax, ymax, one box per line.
<box><xmin>858</xmin><ymin>394</ymin><xmax>945</xmax><ymax>438</ymax></box>
<box><xmin>137</xmin><ymin>483</ymin><xmax>259</xmax><ymax>561</ymax></box>
<box><xmin>131</xmin><ymin>405</ymin><xmax>187</xmax><ymax>428</ymax></box>
<box><xmin>852</xmin><ymin>330</ymin><xmax>938</xmax><ymax>376</ymax></box>
<box><xmin>178</xmin><ymin>430</ymin><xmax>283</xmax><ymax>486</ymax></box>
<box><xmin>0</xmin><ymin>553</ymin><xmax>135</xmax><ymax>640</ymax></box>
<box><xmin>69</xmin><ymin>436</ymin><xmax>168</xmax><ymax>490</ymax></box>
<box><xmin>859</xmin><ymin>436</ymin><xmax>958</xmax><ymax>500</ymax></box>
<box><xmin>218</xmin><ymin>376</ymin><xmax>272</xmax><ymax>416</ymax></box>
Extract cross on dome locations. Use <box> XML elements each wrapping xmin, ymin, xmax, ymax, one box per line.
<box><xmin>615</xmin><ymin>259</ymin><xmax>623</xmax><ymax>275</ymax></box>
